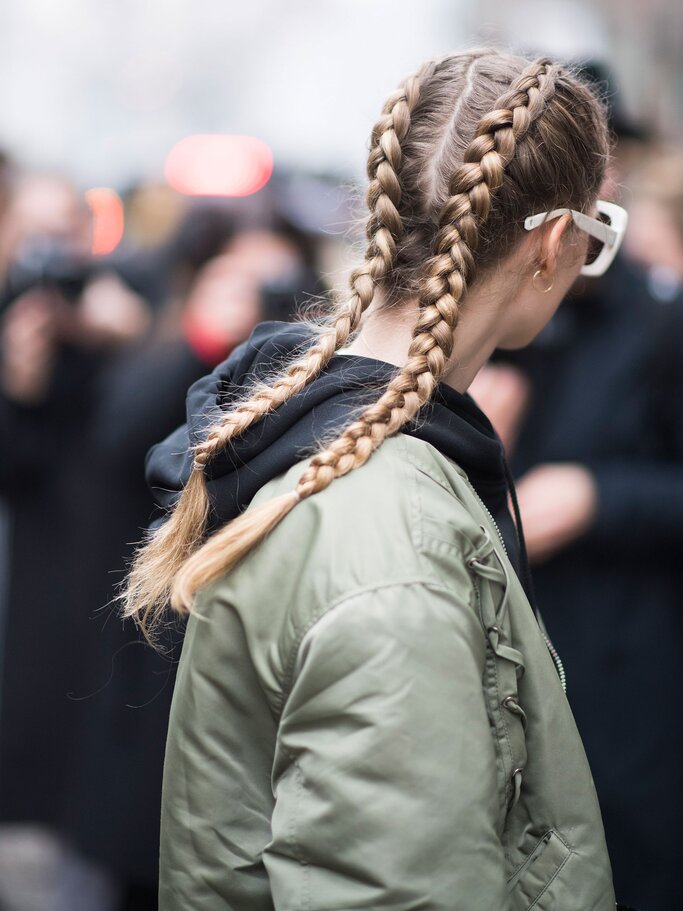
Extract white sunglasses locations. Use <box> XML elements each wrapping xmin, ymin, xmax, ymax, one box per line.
<box><xmin>524</xmin><ymin>199</ymin><xmax>629</xmax><ymax>277</ymax></box>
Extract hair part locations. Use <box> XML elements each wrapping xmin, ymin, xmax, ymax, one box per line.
<box><xmin>121</xmin><ymin>47</ymin><xmax>609</xmax><ymax>642</ymax></box>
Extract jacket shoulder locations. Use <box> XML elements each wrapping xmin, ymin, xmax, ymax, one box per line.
<box><xmin>247</xmin><ymin>432</ymin><xmax>487</xmax><ymax>600</ymax></box>
<box><xmin>194</xmin><ymin>435</ymin><xmax>490</xmax><ymax>711</ymax></box>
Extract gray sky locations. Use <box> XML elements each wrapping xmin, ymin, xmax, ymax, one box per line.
<box><xmin>0</xmin><ymin>0</ymin><xmax>667</xmax><ymax>189</ymax></box>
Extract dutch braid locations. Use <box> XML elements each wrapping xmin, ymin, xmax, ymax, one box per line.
<box><xmin>122</xmin><ymin>61</ymin><xmax>435</xmax><ymax>633</ymax></box>
<box><xmin>192</xmin><ymin>61</ymin><xmax>436</xmax><ymax>470</ymax></box>
<box><xmin>169</xmin><ymin>57</ymin><xmax>560</xmax><ymax>613</ymax></box>
<box><xmin>283</xmin><ymin>59</ymin><xmax>559</xmax><ymax>501</ymax></box>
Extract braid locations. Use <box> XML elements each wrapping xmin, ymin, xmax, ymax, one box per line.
<box><xmin>192</xmin><ymin>61</ymin><xmax>435</xmax><ymax>470</ymax></box>
<box><xmin>121</xmin><ymin>46</ymin><xmax>614</xmax><ymax>635</ymax></box>
<box><xmin>120</xmin><ymin>62</ymin><xmax>434</xmax><ymax>635</ymax></box>
<box><xmin>292</xmin><ymin>58</ymin><xmax>559</xmax><ymax>501</ymax></box>
<box><xmin>167</xmin><ymin>57</ymin><xmax>560</xmax><ymax>615</ymax></box>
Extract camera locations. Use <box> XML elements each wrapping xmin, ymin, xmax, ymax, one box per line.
<box><xmin>0</xmin><ymin>236</ymin><xmax>99</xmax><ymax>315</ymax></box>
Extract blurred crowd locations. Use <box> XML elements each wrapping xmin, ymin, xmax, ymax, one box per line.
<box><xmin>0</xmin><ymin>163</ymin><xmax>333</xmax><ymax>911</ymax></box>
<box><xmin>0</xmin><ymin>67</ymin><xmax>681</xmax><ymax>911</ymax></box>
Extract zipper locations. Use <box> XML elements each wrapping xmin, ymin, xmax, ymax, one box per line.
<box><xmin>541</xmin><ymin>631</ymin><xmax>567</xmax><ymax>692</ymax></box>
<box><xmin>531</xmin><ymin>598</ymin><xmax>567</xmax><ymax>693</ymax></box>
<box><xmin>463</xmin><ymin>477</ymin><xmax>567</xmax><ymax>693</ymax></box>
<box><xmin>464</xmin><ymin>477</ymin><xmax>509</xmax><ymax>556</ymax></box>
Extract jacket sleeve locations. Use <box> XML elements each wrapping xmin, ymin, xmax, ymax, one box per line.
<box><xmin>264</xmin><ymin>581</ymin><xmax>510</xmax><ymax>911</ymax></box>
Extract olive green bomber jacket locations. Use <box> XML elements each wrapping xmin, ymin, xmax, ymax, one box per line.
<box><xmin>159</xmin><ymin>433</ymin><xmax>616</xmax><ymax>910</ymax></box>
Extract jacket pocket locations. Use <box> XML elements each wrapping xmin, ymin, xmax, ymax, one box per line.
<box><xmin>507</xmin><ymin>829</ymin><xmax>572</xmax><ymax>910</ymax></box>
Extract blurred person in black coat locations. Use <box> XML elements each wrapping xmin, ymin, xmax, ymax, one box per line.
<box><xmin>469</xmin><ymin>70</ymin><xmax>683</xmax><ymax>910</ymax></box>
<box><xmin>472</xmin><ymin>242</ymin><xmax>683</xmax><ymax>910</ymax></box>
<box><xmin>62</xmin><ymin>215</ymin><xmax>319</xmax><ymax>908</ymax></box>
<box><xmin>0</xmin><ymin>178</ymin><xmax>320</xmax><ymax>910</ymax></box>
<box><xmin>622</xmin><ymin>147</ymin><xmax>683</xmax><ymax>301</ymax></box>
<box><xmin>0</xmin><ymin>173</ymin><xmax>158</xmax><ymax>911</ymax></box>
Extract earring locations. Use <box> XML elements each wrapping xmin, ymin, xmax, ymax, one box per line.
<box><xmin>532</xmin><ymin>269</ymin><xmax>554</xmax><ymax>294</ymax></box>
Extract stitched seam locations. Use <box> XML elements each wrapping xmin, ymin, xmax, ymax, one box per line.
<box><xmin>527</xmin><ymin>851</ymin><xmax>572</xmax><ymax>910</ymax></box>
<box><xmin>472</xmin><ymin>574</ymin><xmax>510</xmax><ymax>827</ymax></box>
<box><xmin>422</xmin><ymin>531</ymin><xmax>480</xmax><ymax>556</ymax></box>
<box><xmin>296</xmin><ymin>760</ymin><xmax>311</xmax><ymax>911</ymax></box>
<box><xmin>273</xmin><ymin>756</ymin><xmax>311</xmax><ymax>910</ymax></box>
<box><xmin>470</xmin><ymin>562</ymin><xmax>517</xmax><ymax>812</ymax></box>
<box><xmin>507</xmin><ymin>831</ymin><xmax>548</xmax><ymax>886</ymax></box>
<box><xmin>527</xmin><ymin>832</ymin><xmax>573</xmax><ymax>910</ymax></box>
<box><xmin>486</xmin><ymin>618</ymin><xmax>515</xmax><ymax>808</ymax></box>
<box><xmin>280</xmin><ymin>578</ymin><xmax>461</xmax><ymax>707</ymax></box>
<box><xmin>397</xmin><ymin>436</ymin><xmax>479</xmax><ymax>582</ymax></box>
<box><xmin>401</xmin><ymin>440</ymin><xmax>485</xmax><ymax>556</ymax></box>
<box><xmin>398</xmin><ymin>435</ymin><xmax>430</xmax><ymax>576</ymax></box>
<box><xmin>493</xmin><ymin>651</ymin><xmax>515</xmax><ymax>808</ymax></box>
<box><xmin>412</xmin><ymin>461</ymin><xmax>466</xmax><ymax>497</ymax></box>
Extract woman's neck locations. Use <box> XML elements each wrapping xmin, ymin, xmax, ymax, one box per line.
<box><xmin>344</xmin><ymin>284</ymin><xmax>509</xmax><ymax>394</ymax></box>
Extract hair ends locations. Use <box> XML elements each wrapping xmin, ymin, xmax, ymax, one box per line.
<box><xmin>170</xmin><ymin>490</ymin><xmax>300</xmax><ymax>615</ymax></box>
<box><xmin>119</xmin><ymin>467</ymin><xmax>210</xmax><ymax>643</ymax></box>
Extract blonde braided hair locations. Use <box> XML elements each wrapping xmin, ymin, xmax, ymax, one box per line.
<box><xmin>192</xmin><ymin>60</ymin><xmax>436</xmax><ymax>471</ymax></box>
<box><xmin>122</xmin><ymin>49</ymin><xmax>609</xmax><ymax>636</ymax></box>
<box><xmin>122</xmin><ymin>60</ymin><xmax>436</xmax><ymax>632</ymax></box>
<box><xmin>168</xmin><ymin>55</ymin><xmax>560</xmax><ymax>608</ymax></box>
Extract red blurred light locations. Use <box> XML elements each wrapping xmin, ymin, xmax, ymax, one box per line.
<box><xmin>164</xmin><ymin>134</ymin><xmax>273</xmax><ymax>197</ymax></box>
<box><xmin>85</xmin><ymin>187</ymin><xmax>124</xmax><ymax>256</ymax></box>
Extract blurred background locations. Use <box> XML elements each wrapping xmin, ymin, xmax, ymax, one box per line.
<box><xmin>0</xmin><ymin>1</ymin><xmax>681</xmax><ymax>910</ymax></box>
<box><xmin>1</xmin><ymin>0</ymin><xmax>682</xmax><ymax>181</ymax></box>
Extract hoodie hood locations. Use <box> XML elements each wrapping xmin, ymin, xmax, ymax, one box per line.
<box><xmin>146</xmin><ymin>321</ymin><xmax>517</xmax><ymax>560</ymax></box>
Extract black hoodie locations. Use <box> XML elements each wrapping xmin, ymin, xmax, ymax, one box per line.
<box><xmin>146</xmin><ymin>321</ymin><xmax>523</xmax><ymax>577</ymax></box>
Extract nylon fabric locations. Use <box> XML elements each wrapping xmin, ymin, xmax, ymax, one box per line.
<box><xmin>160</xmin><ymin>433</ymin><xmax>616</xmax><ymax>910</ymax></box>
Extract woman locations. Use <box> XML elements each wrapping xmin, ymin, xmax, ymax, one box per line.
<box><xmin>124</xmin><ymin>49</ymin><xmax>631</xmax><ymax>909</ymax></box>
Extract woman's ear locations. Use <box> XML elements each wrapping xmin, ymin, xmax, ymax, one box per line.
<box><xmin>537</xmin><ymin>213</ymin><xmax>573</xmax><ymax>278</ymax></box>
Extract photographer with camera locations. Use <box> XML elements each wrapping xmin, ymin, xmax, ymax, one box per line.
<box><xmin>0</xmin><ymin>180</ymin><xmax>321</xmax><ymax>911</ymax></box>
<box><xmin>0</xmin><ymin>172</ymin><xmax>155</xmax><ymax>911</ymax></box>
